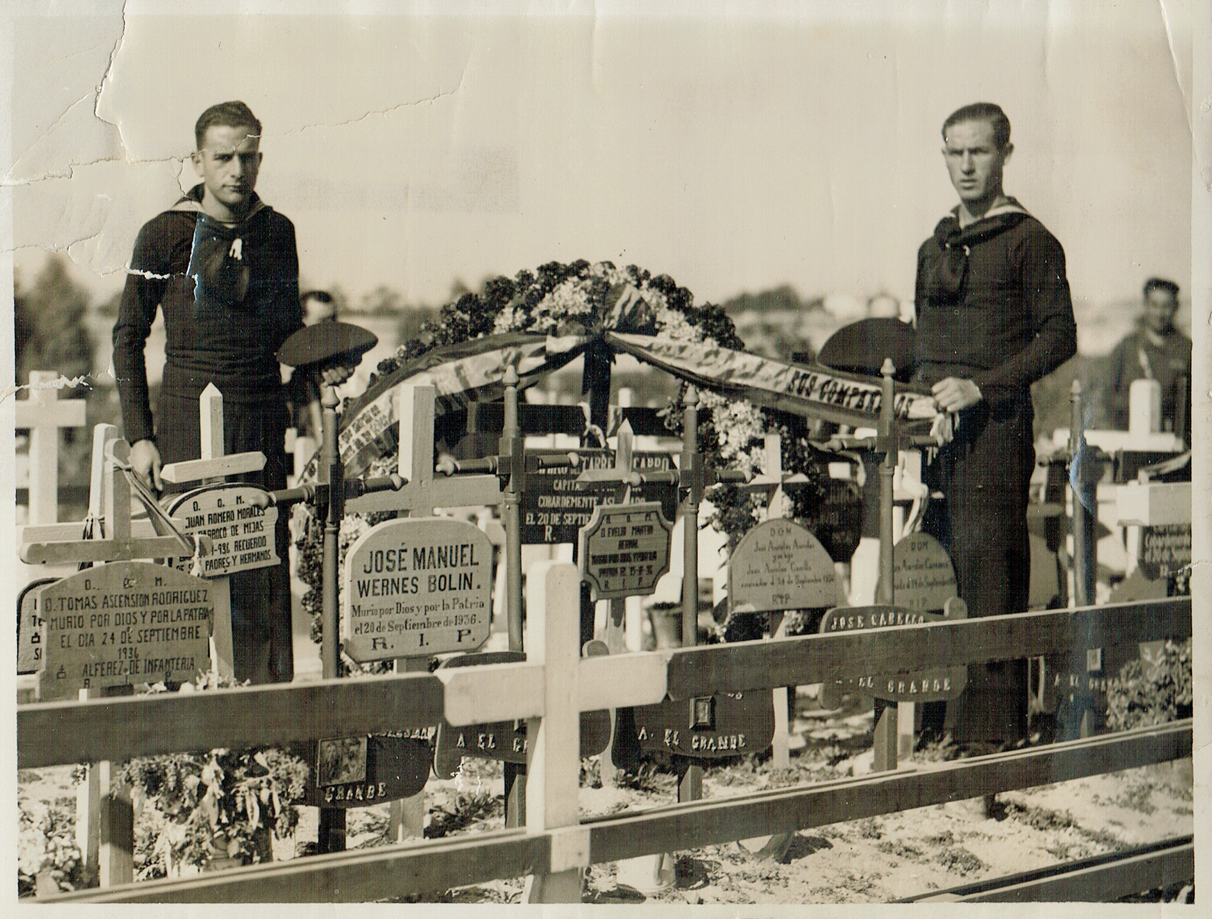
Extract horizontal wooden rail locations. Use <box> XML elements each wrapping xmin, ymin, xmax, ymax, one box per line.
<box><xmin>42</xmin><ymin>829</ymin><xmax>546</xmax><ymax>903</ymax></box>
<box><xmin>584</xmin><ymin>720</ymin><xmax>1191</xmax><ymax>863</ymax></box>
<box><xmin>18</xmin><ymin>673</ymin><xmax>445</xmax><ymax>769</ymax></box>
<box><xmin>33</xmin><ymin>720</ymin><xmax>1190</xmax><ymax>903</ymax></box>
<box><xmin>437</xmin><ymin>662</ymin><xmax>545</xmax><ymax>725</ymax></box>
<box><xmin>19</xmin><ymin>599</ymin><xmax>1191</xmax><ymax>767</ymax></box>
<box><xmin>902</xmin><ymin>835</ymin><xmax>1193</xmax><ymax>902</ymax></box>
<box><xmin>666</xmin><ymin>598</ymin><xmax>1191</xmax><ymax>699</ymax></box>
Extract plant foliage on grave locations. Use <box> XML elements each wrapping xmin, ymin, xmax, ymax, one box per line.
<box><xmin>17</xmin><ymin>794</ymin><xmax>85</xmax><ymax>896</ymax></box>
<box><xmin>294</xmin><ymin>261</ymin><xmax>832</xmax><ymax>653</ymax></box>
<box><xmin>115</xmin><ymin>675</ymin><xmax>311</xmax><ymax>879</ymax></box>
<box><xmin>1105</xmin><ymin>638</ymin><xmax>1193</xmax><ymax>732</ymax></box>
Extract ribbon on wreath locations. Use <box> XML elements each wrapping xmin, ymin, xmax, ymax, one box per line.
<box><xmin>329</xmin><ymin>283</ymin><xmax>660</xmax><ymax>478</ymax></box>
<box><xmin>321</xmin><ymin>282</ymin><xmax>952</xmax><ymax>482</ymax></box>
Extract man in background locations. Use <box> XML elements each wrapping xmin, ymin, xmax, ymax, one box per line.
<box><xmin>1104</xmin><ymin>277</ymin><xmax>1191</xmax><ymax>437</ymax></box>
<box><xmin>912</xmin><ymin>103</ymin><xmax>1078</xmax><ymax>760</ymax></box>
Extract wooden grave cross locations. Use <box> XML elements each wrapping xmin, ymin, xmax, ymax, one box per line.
<box><xmin>688</xmin><ymin>432</ymin><xmax>819</xmax><ymax>861</ymax></box>
<box><xmin>344</xmin><ymin>381</ymin><xmax>504</xmax><ymax>844</ymax></box>
<box><xmin>343</xmin><ymin>382</ymin><xmax>503</xmax><ymax>518</ymax></box>
<box><xmin>723</xmin><ymin>431</ymin><xmax>815</xmax><ymax>770</ymax></box>
<box><xmin>17</xmin><ymin>424</ymin><xmax>195</xmax><ymax>690</ymax></box>
<box><xmin>20</xmin><ymin>441</ymin><xmax>205</xmax><ymax>568</ymax></box>
<box><xmin>156</xmin><ymin>383</ymin><xmax>271</xmax><ymax>681</ymax></box>
<box><xmin>504</xmin><ymin>421</ymin><xmax>668</xmax><ymax>800</ymax></box>
<box><xmin>18</xmin><ymin>422</ymin><xmax>216</xmax><ymax>889</ymax></box>
<box><xmin>16</xmin><ymin>370</ymin><xmax>89</xmax><ymax>525</ymax></box>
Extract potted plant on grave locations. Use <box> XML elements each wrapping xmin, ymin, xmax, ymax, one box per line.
<box><xmin>117</xmin><ymin>676</ymin><xmax>310</xmax><ymax>879</ymax></box>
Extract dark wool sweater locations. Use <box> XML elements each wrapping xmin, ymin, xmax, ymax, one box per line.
<box><xmin>913</xmin><ymin>203</ymin><xmax>1077</xmax><ymax>409</ymax></box>
<box><xmin>113</xmin><ymin>185</ymin><xmax>302</xmax><ymax>445</ymax></box>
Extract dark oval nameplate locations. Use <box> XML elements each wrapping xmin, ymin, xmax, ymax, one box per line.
<box><xmin>620</xmin><ymin>690</ymin><xmax>776</xmax><ymax>760</ymax></box>
<box><xmin>817</xmin><ymin>603</ymin><xmax>967</xmax><ymax>706</ymax></box>
<box><xmin>300</xmin><ymin>732</ymin><xmax>433</xmax><ymax>808</ymax></box>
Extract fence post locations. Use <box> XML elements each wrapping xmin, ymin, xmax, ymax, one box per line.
<box><xmin>524</xmin><ymin>561</ymin><xmax>585</xmax><ymax>904</ymax></box>
<box><xmin>1069</xmin><ymin>379</ymin><xmax>1097</xmax><ymax>607</ymax></box>
<box><xmin>678</xmin><ymin>387</ymin><xmax>704</xmax><ymax>803</ymax></box>
<box><xmin>872</xmin><ymin>359</ymin><xmax>899</xmax><ymax>771</ymax></box>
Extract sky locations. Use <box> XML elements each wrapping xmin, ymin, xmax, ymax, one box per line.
<box><xmin>2</xmin><ymin>0</ymin><xmax>1198</xmax><ymax>329</ymax></box>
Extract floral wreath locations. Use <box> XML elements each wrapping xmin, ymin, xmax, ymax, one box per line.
<box><xmin>297</xmin><ymin>260</ymin><xmax>839</xmax><ymax>655</ymax></box>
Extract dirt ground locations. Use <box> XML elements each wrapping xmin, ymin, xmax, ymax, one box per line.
<box><xmin>20</xmin><ymin>686</ymin><xmax>1193</xmax><ymax>904</ymax></box>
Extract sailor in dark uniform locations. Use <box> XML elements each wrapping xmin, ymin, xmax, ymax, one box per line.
<box><xmin>913</xmin><ymin>103</ymin><xmax>1077</xmax><ymax>749</ymax></box>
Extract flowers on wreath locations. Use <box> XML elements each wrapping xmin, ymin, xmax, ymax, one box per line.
<box><xmin>297</xmin><ymin>261</ymin><xmax>830</xmax><ymax>656</ymax></box>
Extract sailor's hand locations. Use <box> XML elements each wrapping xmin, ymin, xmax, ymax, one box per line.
<box><xmin>931</xmin><ymin>377</ymin><xmax>982</xmax><ymax>412</ymax></box>
<box><xmin>319</xmin><ymin>359</ymin><xmax>357</xmax><ymax>387</ymax></box>
<box><xmin>130</xmin><ymin>438</ymin><xmax>163</xmax><ymax>492</ymax></box>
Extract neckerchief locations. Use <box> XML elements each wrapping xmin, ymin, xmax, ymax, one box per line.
<box><xmin>923</xmin><ymin>199</ymin><xmax>1030</xmax><ymax>302</ymax></box>
<box><xmin>173</xmin><ymin>185</ymin><xmax>268</xmax><ymax>313</ymax></box>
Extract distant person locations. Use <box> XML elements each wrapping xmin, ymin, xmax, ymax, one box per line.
<box><xmin>112</xmin><ymin>101</ymin><xmax>352</xmax><ymax>684</ymax></box>
<box><xmin>301</xmin><ymin>288</ymin><xmax>338</xmax><ymax>325</ymax></box>
<box><xmin>1104</xmin><ymin>277</ymin><xmax>1191</xmax><ymax>435</ymax></box>
<box><xmin>912</xmin><ymin>103</ymin><xmax>1078</xmax><ymax>757</ymax></box>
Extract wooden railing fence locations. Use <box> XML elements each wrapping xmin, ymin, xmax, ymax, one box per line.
<box><xmin>18</xmin><ymin>567</ymin><xmax>1192</xmax><ymax>904</ymax></box>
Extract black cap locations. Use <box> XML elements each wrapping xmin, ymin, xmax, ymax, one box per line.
<box><xmin>276</xmin><ymin>321</ymin><xmax>379</xmax><ymax>368</ymax></box>
<box><xmin>817</xmin><ymin>318</ymin><xmax>916</xmax><ymax>381</ymax></box>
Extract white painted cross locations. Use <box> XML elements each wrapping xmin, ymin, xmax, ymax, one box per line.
<box><xmin>729</xmin><ymin>432</ymin><xmax>817</xmax><ymax>862</ymax></box>
<box><xmin>155</xmin><ymin>383</ymin><xmax>270</xmax><ymax>681</ymax></box>
<box><xmin>343</xmin><ymin>382</ymin><xmax>503</xmax><ymax>842</ymax></box>
<box><xmin>16</xmin><ymin>370</ymin><xmax>88</xmax><ymax>525</ymax></box>
<box><xmin>733</xmin><ymin>432</ymin><xmax>813</xmax><ymax>771</ymax></box>
<box><xmin>20</xmin><ymin>440</ymin><xmax>202</xmax><ymax>567</ymax></box>
<box><xmin>160</xmin><ymin>383</ymin><xmax>267</xmax><ymax>485</ymax></box>
<box><xmin>344</xmin><ymin>382</ymin><xmax>503</xmax><ymax>517</ymax></box>
<box><xmin>20</xmin><ymin>422</ymin><xmax>208</xmax><ymax>890</ymax></box>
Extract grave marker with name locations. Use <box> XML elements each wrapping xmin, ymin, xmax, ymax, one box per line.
<box><xmin>817</xmin><ymin>602</ymin><xmax>968</xmax><ymax>706</ymax></box>
<box><xmin>17</xmin><ymin>577</ymin><xmax>57</xmax><ymax>674</ymax></box>
<box><xmin>578</xmin><ymin>501</ymin><xmax>673</xmax><ymax>601</ymax></box>
<box><xmin>881</xmin><ymin>532</ymin><xmax>958</xmax><ymax>612</ymax></box>
<box><xmin>344</xmin><ymin>517</ymin><xmax>493</xmax><ymax>661</ymax></box>
<box><xmin>522</xmin><ymin>449</ymin><xmax>675</xmax><ymax>544</ymax></box>
<box><xmin>1040</xmin><ymin>569</ymin><xmax>1157</xmax><ymax>714</ymax></box>
<box><xmin>727</xmin><ymin>519</ymin><xmax>837</xmax><ymax>613</ymax></box>
<box><xmin>301</xmin><ymin>731</ymin><xmax>434</xmax><ymax>808</ymax></box>
<box><xmin>37</xmin><ymin>561</ymin><xmax>214</xmax><ymax>700</ymax></box>
<box><xmin>432</xmin><ymin>649</ymin><xmax>612</xmax><ymax>777</ymax></box>
<box><xmin>164</xmin><ymin>484</ymin><xmax>280</xmax><ymax>577</ymax></box>
<box><xmin>625</xmin><ymin>690</ymin><xmax>776</xmax><ymax>759</ymax></box>
<box><xmin>1138</xmin><ymin>523</ymin><xmax>1191</xmax><ymax>580</ymax></box>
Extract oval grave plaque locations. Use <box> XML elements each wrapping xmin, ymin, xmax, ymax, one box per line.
<box><xmin>878</xmin><ymin>533</ymin><xmax>957</xmax><ymax>612</ymax></box>
<box><xmin>817</xmin><ymin>601</ymin><xmax>968</xmax><ymax>708</ymax></box>
<box><xmin>433</xmin><ymin>649</ymin><xmax>611</xmax><ymax>777</ymax></box>
<box><xmin>18</xmin><ymin>577</ymin><xmax>57</xmax><ymax>675</ymax></box>
<box><xmin>728</xmin><ymin>519</ymin><xmax>837</xmax><ymax>614</ymax></box>
<box><xmin>37</xmin><ymin>561</ymin><xmax>214</xmax><ymax>700</ymax></box>
<box><xmin>164</xmin><ymin>484</ymin><xmax>280</xmax><ymax>577</ymax></box>
<box><xmin>344</xmin><ymin>518</ymin><xmax>493</xmax><ymax>661</ymax></box>
<box><xmin>301</xmin><ymin>731</ymin><xmax>433</xmax><ymax>808</ymax></box>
